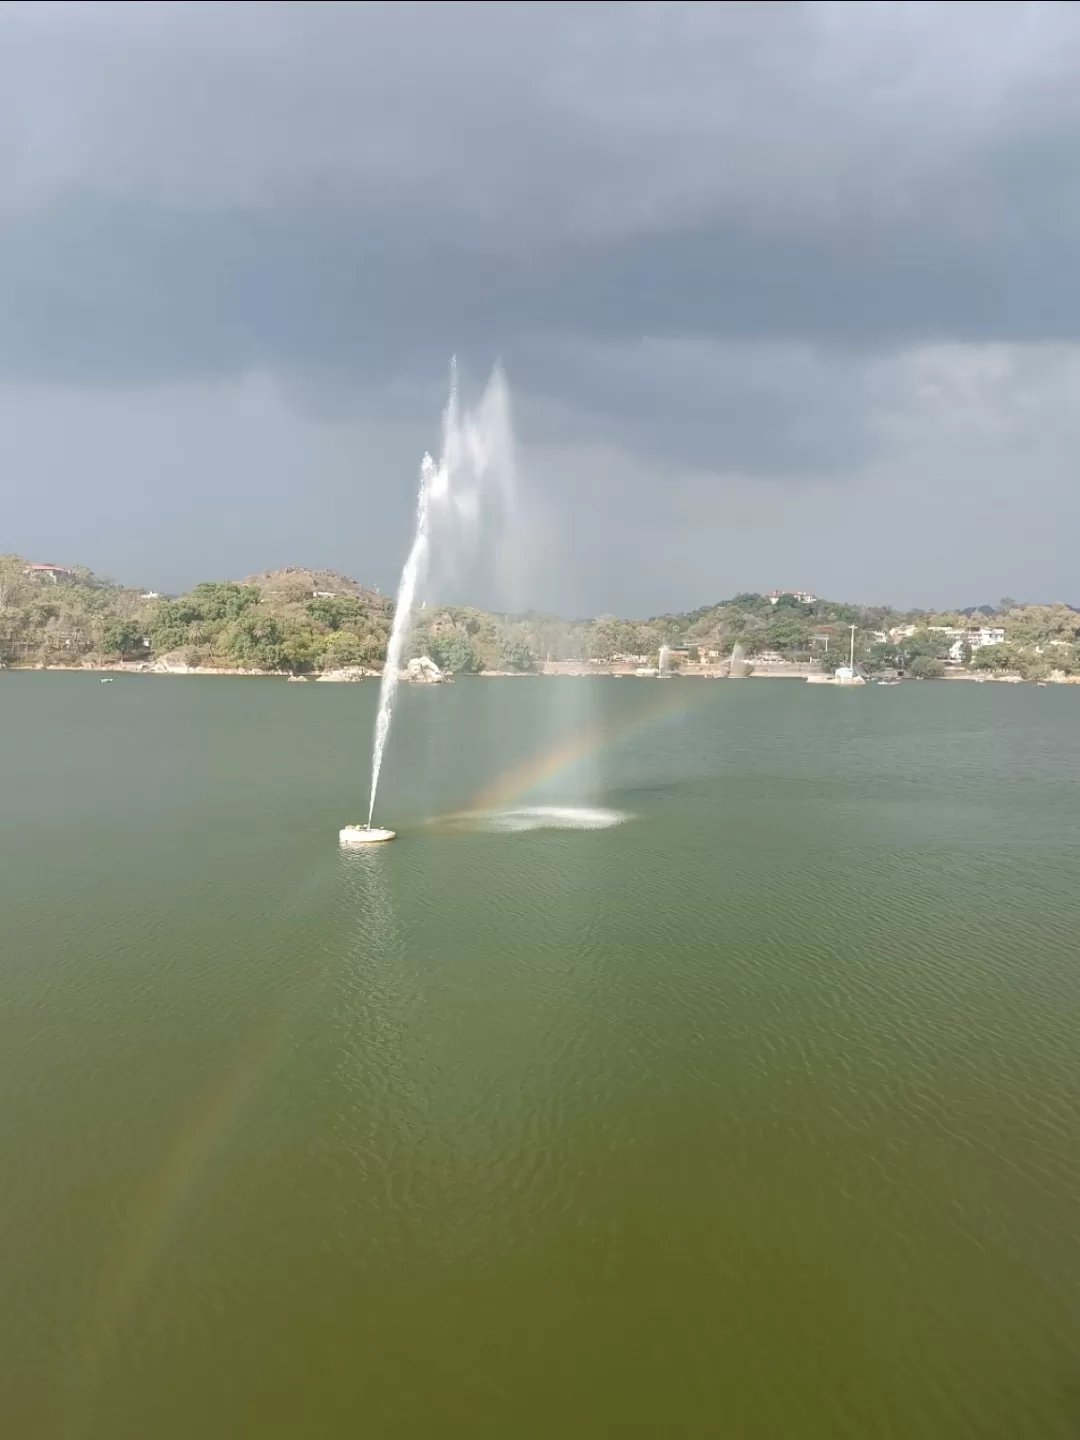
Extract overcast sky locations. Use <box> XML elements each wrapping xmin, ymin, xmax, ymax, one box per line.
<box><xmin>2</xmin><ymin>1</ymin><xmax>1080</xmax><ymax>614</ymax></box>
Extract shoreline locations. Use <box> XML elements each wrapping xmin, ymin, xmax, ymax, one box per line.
<box><xmin>5</xmin><ymin>662</ymin><xmax>1074</xmax><ymax>686</ymax></box>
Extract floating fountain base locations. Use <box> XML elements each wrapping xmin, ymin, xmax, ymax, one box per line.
<box><xmin>339</xmin><ymin>825</ymin><xmax>396</xmax><ymax>845</ymax></box>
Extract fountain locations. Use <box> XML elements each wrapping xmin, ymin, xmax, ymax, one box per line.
<box><xmin>729</xmin><ymin>641</ymin><xmax>747</xmax><ymax>678</ymax></box>
<box><xmin>340</xmin><ymin>360</ymin><xmax>515</xmax><ymax>846</ymax></box>
<box><xmin>658</xmin><ymin>644</ymin><xmax>672</xmax><ymax>679</ymax></box>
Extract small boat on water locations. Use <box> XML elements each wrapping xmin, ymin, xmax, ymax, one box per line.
<box><xmin>100</xmin><ymin>677</ymin><xmax>114</xmax><ymax>683</ymax></box>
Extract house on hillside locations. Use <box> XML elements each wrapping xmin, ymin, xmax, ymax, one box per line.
<box><xmin>24</xmin><ymin>563</ymin><xmax>72</xmax><ymax>583</ymax></box>
<box><xmin>971</xmin><ymin>627</ymin><xmax>1005</xmax><ymax>648</ymax></box>
<box><xmin>767</xmin><ymin>589</ymin><xmax>818</xmax><ymax>605</ymax></box>
<box><xmin>947</xmin><ymin>627</ymin><xmax>1006</xmax><ymax>662</ymax></box>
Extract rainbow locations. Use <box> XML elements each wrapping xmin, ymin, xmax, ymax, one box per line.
<box><xmin>73</xmin><ymin>1007</ymin><xmax>292</xmax><ymax>1398</ymax></box>
<box><xmin>466</xmin><ymin>683</ymin><xmax>700</xmax><ymax>813</ymax></box>
<box><xmin>73</xmin><ymin>683</ymin><xmax>701</xmax><ymax>1393</ymax></box>
<box><xmin>70</xmin><ymin>916</ymin><xmax>342</xmax><ymax>1405</ymax></box>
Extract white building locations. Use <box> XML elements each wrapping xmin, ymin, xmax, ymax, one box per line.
<box><xmin>767</xmin><ymin>589</ymin><xmax>818</xmax><ymax>606</ymax></box>
<box><xmin>947</xmin><ymin>627</ymin><xmax>1006</xmax><ymax>662</ymax></box>
<box><xmin>971</xmin><ymin>627</ymin><xmax>1005</xmax><ymax>648</ymax></box>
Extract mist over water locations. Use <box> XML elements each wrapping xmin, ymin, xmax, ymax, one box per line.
<box><xmin>366</xmin><ymin>361</ymin><xmax>516</xmax><ymax>828</ymax></box>
<box><xmin>433</xmin><ymin>805</ymin><xmax>629</xmax><ymax>835</ymax></box>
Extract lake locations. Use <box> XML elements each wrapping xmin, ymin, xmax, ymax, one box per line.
<box><xmin>3</xmin><ymin>673</ymin><xmax>1080</xmax><ymax>1438</ymax></box>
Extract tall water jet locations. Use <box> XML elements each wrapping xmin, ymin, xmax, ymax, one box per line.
<box><xmin>729</xmin><ymin>641</ymin><xmax>747</xmax><ymax>678</ymax></box>
<box><xmin>658</xmin><ymin>644</ymin><xmax>672</xmax><ymax>679</ymax></box>
<box><xmin>361</xmin><ymin>361</ymin><xmax>515</xmax><ymax>835</ymax></box>
<box><xmin>365</xmin><ymin>453</ymin><xmax>436</xmax><ymax>829</ymax></box>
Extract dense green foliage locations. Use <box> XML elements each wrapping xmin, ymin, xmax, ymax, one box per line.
<box><xmin>0</xmin><ymin>559</ymin><xmax>394</xmax><ymax>673</ymax></box>
<box><xmin>2</xmin><ymin>554</ymin><xmax>1078</xmax><ymax>680</ymax></box>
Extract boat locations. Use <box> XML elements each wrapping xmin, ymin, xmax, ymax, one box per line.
<box><xmin>877</xmin><ymin>679</ymin><xmax>900</xmax><ymax>686</ymax></box>
<box><xmin>100</xmin><ymin>677</ymin><xmax>114</xmax><ymax>683</ymax></box>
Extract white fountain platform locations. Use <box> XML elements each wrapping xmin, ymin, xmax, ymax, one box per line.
<box><xmin>339</xmin><ymin>825</ymin><xmax>396</xmax><ymax>845</ymax></box>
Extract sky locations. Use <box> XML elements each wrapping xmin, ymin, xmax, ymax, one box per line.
<box><xmin>2</xmin><ymin>0</ymin><xmax>1080</xmax><ymax>615</ymax></box>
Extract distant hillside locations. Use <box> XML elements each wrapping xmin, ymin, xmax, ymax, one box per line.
<box><xmin>242</xmin><ymin>566</ymin><xmax>391</xmax><ymax>610</ymax></box>
<box><xmin>0</xmin><ymin>555</ymin><xmax>393</xmax><ymax>672</ymax></box>
<box><xmin>2</xmin><ymin>554</ymin><xmax>1078</xmax><ymax>679</ymax></box>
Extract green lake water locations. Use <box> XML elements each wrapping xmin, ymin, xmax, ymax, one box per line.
<box><xmin>3</xmin><ymin>673</ymin><xmax>1080</xmax><ymax>1438</ymax></box>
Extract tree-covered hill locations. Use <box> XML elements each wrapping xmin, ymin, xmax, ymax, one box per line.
<box><xmin>2</xmin><ymin>555</ymin><xmax>1077</xmax><ymax>679</ymax></box>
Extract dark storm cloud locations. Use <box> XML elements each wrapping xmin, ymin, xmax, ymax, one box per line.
<box><xmin>3</xmin><ymin>1</ymin><xmax>1080</xmax><ymax>604</ymax></box>
<box><xmin>4</xmin><ymin>3</ymin><xmax>1080</xmax><ymax>360</ymax></box>
<box><xmin>2</xmin><ymin>182</ymin><xmax>1078</xmax><ymax>476</ymax></box>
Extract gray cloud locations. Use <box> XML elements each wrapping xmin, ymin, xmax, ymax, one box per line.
<box><xmin>2</xmin><ymin>1</ymin><xmax>1080</xmax><ymax>607</ymax></box>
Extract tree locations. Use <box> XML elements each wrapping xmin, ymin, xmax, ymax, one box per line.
<box><xmin>585</xmin><ymin>618</ymin><xmax>624</xmax><ymax>660</ymax></box>
<box><xmin>428</xmin><ymin>633</ymin><xmax>482</xmax><ymax>673</ymax></box>
<box><xmin>148</xmin><ymin>598</ymin><xmax>203</xmax><ymax>655</ymax></box>
<box><xmin>1005</xmin><ymin>604</ymin><xmax>1080</xmax><ymax>651</ymax></box>
<box><xmin>1049</xmin><ymin>645</ymin><xmax>1080</xmax><ymax>676</ymax></box>
<box><xmin>223</xmin><ymin>614</ymin><xmax>285</xmax><ymax>669</ymax></box>
<box><xmin>498</xmin><ymin>638</ymin><xmax>535</xmax><ymax>672</ymax></box>
<box><xmin>306</xmin><ymin>595</ymin><xmax>367</xmax><ymax>631</ymax></box>
<box><xmin>189</xmin><ymin>582</ymin><xmax>261</xmax><ymax>622</ymax></box>
<box><xmin>772</xmin><ymin>592</ymin><xmax>811</xmax><ymax>613</ymax></box>
<box><xmin>0</xmin><ymin>555</ymin><xmax>33</xmax><ymax>611</ymax></box>
<box><xmin>971</xmin><ymin>644</ymin><xmax>1016</xmax><ymax>672</ymax></box>
<box><xmin>148</xmin><ymin>621</ymin><xmax>190</xmax><ymax>655</ymax></box>
<box><xmin>764</xmin><ymin>610</ymin><xmax>812</xmax><ymax>653</ymax></box>
<box><xmin>101</xmin><ymin>619</ymin><xmax>144</xmax><ymax>656</ymax></box>
<box><xmin>863</xmin><ymin>643</ymin><xmax>893</xmax><ymax>675</ymax></box>
<box><xmin>908</xmin><ymin>656</ymin><xmax>944</xmax><ymax>679</ymax></box>
<box><xmin>1020</xmin><ymin>654</ymin><xmax>1052</xmax><ymax>682</ymax></box>
<box><xmin>893</xmin><ymin>628</ymin><xmax>949</xmax><ymax>669</ymax></box>
<box><xmin>276</xmin><ymin>620</ymin><xmax>323</xmax><ymax>672</ymax></box>
<box><xmin>319</xmin><ymin>630</ymin><xmax>368</xmax><ymax>671</ymax></box>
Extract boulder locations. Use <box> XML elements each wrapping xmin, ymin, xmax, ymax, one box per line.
<box><xmin>315</xmin><ymin>664</ymin><xmax>381</xmax><ymax>682</ymax></box>
<box><xmin>405</xmin><ymin>655</ymin><xmax>444</xmax><ymax>683</ymax></box>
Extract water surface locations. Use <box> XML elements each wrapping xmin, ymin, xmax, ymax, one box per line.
<box><xmin>3</xmin><ymin>674</ymin><xmax>1080</xmax><ymax>1438</ymax></box>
